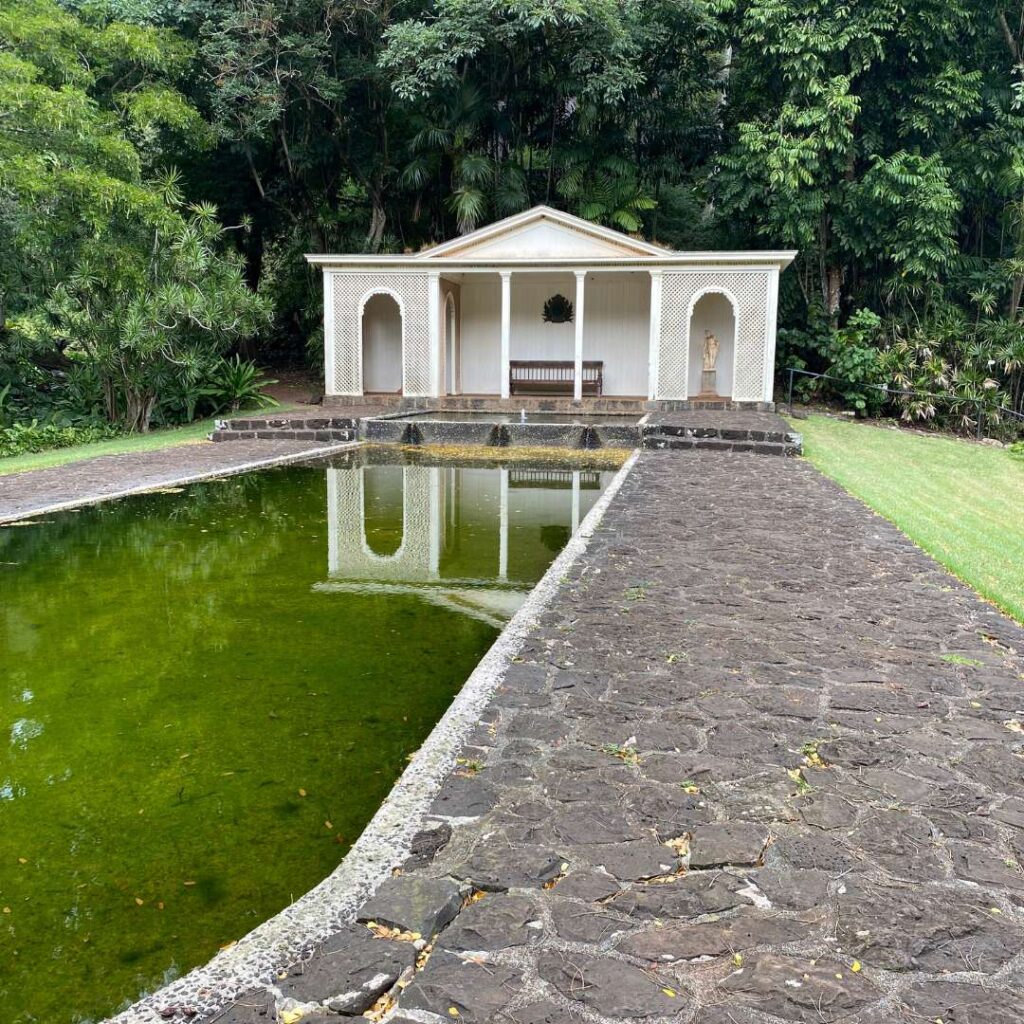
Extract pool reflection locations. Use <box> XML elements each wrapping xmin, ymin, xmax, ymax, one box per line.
<box><xmin>320</xmin><ymin>464</ymin><xmax>610</xmax><ymax>627</ymax></box>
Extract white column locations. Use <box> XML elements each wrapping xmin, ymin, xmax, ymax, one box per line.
<box><xmin>571</xmin><ymin>470</ymin><xmax>580</xmax><ymax>534</ymax></box>
<box><xmin>427</xmin><ymin>271</ymin><xmax>442</xmax><ymax>398</ymax></box>
<box><xmin>763</xmin><ymin>268</ymin><xmax>781</xmax><ymax>405</ymax></box>
<box><xmin>497</xmin><ymin>272</ymin><xmax>509</xmax><ymax>399</ymax></box>
<box><xmin>498</xmin><ymin>468</ymin><xmax>509</xmax><ymax>580</ymax></box>
<box><xmin>573</xmin><ymin>270</ymin><xmax>586</xmax><ymax>402</ymax></box>
<box><xmin>647</xmin><ymin>270</ymin><xmax>662</xmax><ymax>401</ymax></box>
<box><xmin>322</xmin><ymin>270</ymin><xmax>337</xmax><ymax>395</ymax></box>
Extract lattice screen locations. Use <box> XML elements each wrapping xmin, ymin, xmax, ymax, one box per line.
<box><xmin>327</xmin><ymin>465</ymin><xmax>438</xmax><ymax>579</ymax></box>
<box><xmin>658</xmin><ymin>271</ymin><xmax>771</xmax><ymax>401</ymax></box>
<box><xmin>329</xmin><ymin>273</ymin><xmax>431</xmax><ymax>395</ymax></box>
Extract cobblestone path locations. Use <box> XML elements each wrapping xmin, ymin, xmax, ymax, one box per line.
<box><xmin>207</xmin><ymin>451</ymin><xmax>1023</xmax><ymax>1022</ymax></box>
<box><xmin>0</xmin><ymin>438</ymin><xmax>352</xmax><ymax>523</ymax></box>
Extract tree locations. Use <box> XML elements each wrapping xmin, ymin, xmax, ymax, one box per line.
<box><xmin>380</xmin><ymin>0</ymin><xmax>721</xmax><ymax>237</ymax></box>
<box><xmin>1</xmin><ymin>0</ymin><xmax>268</xmax><ymax>430</ymax></box>
<box><xmin>0</xmin><ymin>0</ymin><xmax>210</xmax><ymax>326</ymax></box>
<box><xmin>16</xmin><ymin>191</ymin><xmax>270</xmax><ymax>431</ymax></box>
<box><xmin>713</xmin><ymin>0</ymin><xmax>984</xmax><ymax>324</ymax></box>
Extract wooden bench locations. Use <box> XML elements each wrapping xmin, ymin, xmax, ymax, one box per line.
<box><xmin>509</xmin><ymin>360</ymin><xmax>603</xmax><ymax>396</ymax></box>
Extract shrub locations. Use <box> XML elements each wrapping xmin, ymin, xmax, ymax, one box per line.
<box><xmin>0</xmin><ymin>421</ymin><xmax>122</xmax><ymax>459</ymax></box>
<box><xmin>207</xmin><ymin>356</ymin><xmax>278</xmax><ymax>414</ymax></box>
<box><xmin>824</xmin><ymin>309</ymin><xmax>888</xmax><ymax>416</ymax></box>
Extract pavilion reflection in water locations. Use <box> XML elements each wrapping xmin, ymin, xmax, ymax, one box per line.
<box><xmin>317</xmin><ymin>463</ymin><xmax>610</xmax><ymax>628</ymax></box>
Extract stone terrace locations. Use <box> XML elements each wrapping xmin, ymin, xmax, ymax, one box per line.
<box><xmin>207</xmin><ymin>451</ymin><xmax>1023</xmax><ymax>1024</ymax></box>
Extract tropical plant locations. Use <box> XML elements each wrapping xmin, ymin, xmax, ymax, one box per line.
<box><xmin>208</xmin><ymin>356</ymin><xmax>278</xmax><ymax>414</ymax></box>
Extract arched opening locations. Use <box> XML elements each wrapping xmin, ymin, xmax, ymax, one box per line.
<box><xmin>361</xmin><ymin>293</ymin><xmax>403</xmax><ymax>394</ymax></box>
<box><xmin>444</xmin><ymin>293</ymin><xmax>458</xmax><ymax>394</ymax></box>
<box><xmin>688</xmin><ymin>291</ymin><xmax>736</xmax><ymax>399</ymax></box>
<box><xmin>362</xmin><ymin>465</ymin><xmax>405</xmax><ymax>558</ymax></box>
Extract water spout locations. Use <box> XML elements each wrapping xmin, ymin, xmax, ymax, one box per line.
<box><xmin>520</xmin><ymin>408</ymin><xmax>527</xmax><ymax>423</ymax></box>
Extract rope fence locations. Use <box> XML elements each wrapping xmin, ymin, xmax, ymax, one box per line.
<box><xmin>784</xmin><ymin>367</ymin><xmax>1024</xmax><ymax>439</ymax></box>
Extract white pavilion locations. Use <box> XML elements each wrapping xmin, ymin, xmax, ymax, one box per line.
<box><xmin>306</xmin><ymin>206</ymin><xmax>795</xmax><ymax>407</ymax></box>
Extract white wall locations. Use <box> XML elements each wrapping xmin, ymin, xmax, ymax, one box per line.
<box><xmin>688</xmin><ymin>292</ymin><xmax>735</xmax><ymax>398</ymax></box>
<box><xmin>455</xmin><ymin>220</ymin><xmax>635</xmax><ymax>259</ymax></box>
<box><xmin>362</xmin><ymin>293</ymin><xmax>403</xmax><ymax>393</ymax></box>
<box><xmin>460</xmin><ymin>275</ymin><xmax>502</xmax><ymax>394</ymax></box>
<box><xmin>510</xmin><ymin>272</ymin><xmax>576</xmax><ymax>362</ymax></box>
<box><xmin>584</xmin><ymin>272</ymin><xmax>649</xmax><ymax>396</ymax></box>
<box><xmin>458</xmin><ymin>271</ymin><xmax>651</xmax><ymax>396</ymax></box>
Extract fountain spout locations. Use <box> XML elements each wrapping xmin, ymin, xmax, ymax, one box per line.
<box><xmin>520</xmin><ymin>408</ymin><xmax>527</xmax><ymax>423</ymax></box>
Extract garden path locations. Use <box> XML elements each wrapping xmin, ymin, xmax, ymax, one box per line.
<box><xmin>198</xmin><ymin>450</ymin><xmax>1024</xmax><ymax>1023</ymax></box>
<box><xmin>0</xmin><ymin>438</ymin><xmax>355</xmax><ymax>523</ymax></box>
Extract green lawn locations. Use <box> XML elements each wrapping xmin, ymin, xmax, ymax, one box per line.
<box><xmin>795</xmin><ymin>414</ymin><xmax>1024</xmax><ymax>622</ymax></box>
<box><xmin>0</xmin><ymin>406</ymin><xmax>296</xmax><ymax>477</ymax></box>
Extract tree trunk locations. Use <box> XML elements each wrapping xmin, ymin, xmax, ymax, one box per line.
<box><xmin>124</xmin><ymin>388</ymin><xmax>157</xmax><ymax>433</ymax></box>
<box><xmin>824</xmin><ymin>266</ymin><xmax>843</xmax><ymax>321</ymax></box>
<box><xmin>102</xmin><ymin>376</ymin><xmax>119</xmax><ymax>425</ymax></box>
<box><xmin>366</xmin><ymin>194</ymin><xmax>386</xmax><ymax>252</ymax></box>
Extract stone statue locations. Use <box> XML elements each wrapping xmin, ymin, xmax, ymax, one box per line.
<box><xmin>702</xmin><ymin>330</ymin><xmax>720</xmax><ymax>371</ymax></box>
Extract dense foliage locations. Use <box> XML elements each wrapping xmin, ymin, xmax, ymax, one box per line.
<box><xmin>1</xmin><ymin>0</ymin><xmax>1022</xmax><ymax>435</ymax></box>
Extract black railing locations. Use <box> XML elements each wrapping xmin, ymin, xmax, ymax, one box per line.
<box><xmin>785</xmin><ymin>367</ymin><xmax>1024</xmax><ymax>439</ymax></box>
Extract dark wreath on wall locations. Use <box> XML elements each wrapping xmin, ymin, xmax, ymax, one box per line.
<box><xmin>542</xmin><ymin>294</ymin><xmax>574</xmax><ymax>323</ymax></box>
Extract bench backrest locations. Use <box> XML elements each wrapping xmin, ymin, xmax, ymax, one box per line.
<box><xmin>510</xmin><ymin>361</ymin><xmax>603</xmax><ymax>382</ymax></box>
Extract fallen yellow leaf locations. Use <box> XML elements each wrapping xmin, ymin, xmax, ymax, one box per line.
<box><xmin>661</xmin><ymin>987</ymin><xmax>677</xmax><ymax>997</ymax></box>
<box><xmin>134</xmin><ymin>897</ymin><xmax>144</xmax><ymax>906</ymax></box>
<box><xmin>280</xmin><ymin>1008</ymin><xmax>304</xmax><ymax>1024</ymax></box>
<box><xmin>298</xmin><ymin>788</ymin><xmax>307</xmax><ymax>797</ymax></box>
<box><xmin>324</xmin><ymin>820</ymin><xmax>333</xmax><ymax>829</ymax></box>
<box><xmin>851</xmin><ymin>961</ymin><xmax>862</xmax><ymax>973</ymax></box>
<box><xmin>448</xmin><ymin>1008</ymin><xmax>460</xmax><ymax>1017</ymax></box>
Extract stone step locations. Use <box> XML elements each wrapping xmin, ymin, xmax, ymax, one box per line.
<box><xmin>210</xmin><ymin>428</ymin><xmax>357</xmax><ymax>443</ymax></box>
<box><xmin>221</xmin><ymin>416</ymin><xmax>361</xmax><ymax>431</ymax></box>
<box><xmin>646</xmin><ymin>424</ymin><xmax>796</xmax><ymax>444</ymax></box>
<box><xmin>642</xmin><ymin>435</ymin><xmax>800</xmax><ymax>456</ymax></box>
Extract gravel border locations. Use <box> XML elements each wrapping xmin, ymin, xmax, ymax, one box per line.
<box><xmin>104</xmin><ymin>450</ymin><xmax>640</xmax><ymax>1024</ymax></box>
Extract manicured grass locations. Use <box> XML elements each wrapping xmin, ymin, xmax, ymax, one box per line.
<box><xmin>795</xmin><ymin>414</ymin><xmax>1024</xmax><ymax>622</ymax></box>
<box><xmin>0</xmin><ymin>406</ymin><xmax>296</xmax><ymax>476</ymax></box>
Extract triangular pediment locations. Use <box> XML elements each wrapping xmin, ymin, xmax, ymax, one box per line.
<box><xmin>419</xmin><ymin>206</ymin><xmax>669</xmax><ymax>260</ymax></box>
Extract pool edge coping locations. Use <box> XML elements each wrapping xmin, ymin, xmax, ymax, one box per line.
<box><xmin>104</xmin><ymin>447</ymin><xmax>641</xmax><ymax>1024</ymax></box>
<box><xmin>0</xmin><ymin>442</ymin><xmax>362</xmax><ymax>526</ymax></box>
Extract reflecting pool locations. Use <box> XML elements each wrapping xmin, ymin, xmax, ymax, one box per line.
<box><xmin>0</xmin><ymin>452</ymin><xmax>613</xmax><ymax>1023</ymax></box>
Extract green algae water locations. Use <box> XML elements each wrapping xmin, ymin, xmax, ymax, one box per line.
<box><xmin>0</xmin><ymin>451</ymin><xmax>612</xmax><ymax>1023</ymax></box>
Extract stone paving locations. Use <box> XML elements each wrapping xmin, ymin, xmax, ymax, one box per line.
<box><xmin>196</xmin><ymin>450</ymin><xmax>1024</xmax><ymax>1023</ymax></box>
<box><xmin>0</xmin><ymin>438</ymin><xmax>352</xmax><ymax>523</ymax></box>
<box><xmin>645</xmin><ymin>410</ymin><xmax>791</xmax><ymax>435</ymax></box>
